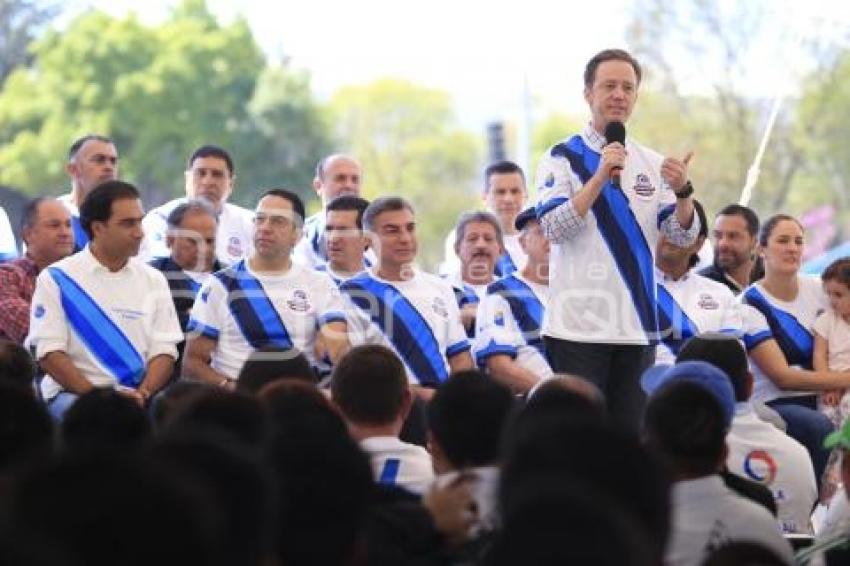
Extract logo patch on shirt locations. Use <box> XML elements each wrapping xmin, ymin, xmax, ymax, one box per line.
<box><xmin>227</xmin><ymin>236</ymin><xmax>243</xmax><ymax>258</ymax></box>
<box><xmin>743</xmin><ymin>450</ymin><xmax>778</xmax><ymax>486</ymax></box>
<box><xmin>544</xmin><ymin>173</ymin><xmax>555</xmax><ymax>188</ymax></box>
<box><xmin>633</xmin><ymin>173</ymin><xmax>655</xmax><ymax>198</ymax></box>
<box><xmin>287</xmin><ymin>289</ymin><xmax>311</xmax><ymax>312</ymax></box>
<box><xmin>432</xmin><ymin>297</ymin><xmax>448</xmax><ymax>318</ymax></box>
<box><xmin>494</xmin><ymin>311</ymin><xmax>505</xmax><ymax>327</ymax></box>
<box><xmin>34</xmin><ymin>304</ymin><xmax>45</xmax><ymax>318</ymax></box>
<box><xmin>697</xmin><ymin>293</ymin><xmax>720</xmax><ymax>310</ymax></box>
<box><xmin>201</xmin><ymin>288</ymin><xmax>211</xmax><ymax>303</ymax></box>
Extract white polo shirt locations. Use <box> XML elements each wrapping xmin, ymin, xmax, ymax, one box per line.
<box><xmin>666</xmin><ymin>475</ymin><xmax>794</xmax><ymax>566</ymax></box>
<box><xmin>655</xmin><ymin>268</ymin><xmax>742</xmax><ymax>365</ymax></box>
<box><xmin>293</xmin><ymin>211</ymin><xmax>325</xmax><ymax>269</ymax></box>
<box><xmin>140</xmin><ymin>198</ymin><xmax>254</xmax><ymax>265</ymax></box>
<box><xmin>726</xmin><ymin>402</ymin><xmax>818</xmax><ymax>534</ymax></box>
<box><xmin>360</xmin><ymin>436</ymin><xmax>435</xmax><ymax>495</ymax></box>
<box><xmin>740</xmin><ymin>276</ymin><xmax>827</xmax><ymax>403</ymax></box>
<box><xmin>340</xmin><ymin>268</ymin><xmax>470</xmax><ymax>387</ymax></box>
<box><xmin>474</xmin><ymin>273</ymin><xmax>553</xmax><ymax>381</ymax></box>
<box><xmin>535</xmin><ymin>124</ymin><xmax>700</xmax><ymax>345</ymax></box>
<box><xmin>27</xmin><ymin>247</ymin><xmax>182</xmax><ymax>400</ymax></box>
<box><xmin>188</xmin><ymin>260</ymin><xmax>345</xmax><ymax>379</ymax></box>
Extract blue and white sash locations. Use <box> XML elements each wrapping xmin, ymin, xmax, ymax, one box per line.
<box><xmin>215</xmin><ymin>260</ymin><xmax>294</xmax><ymax>350</ymax></box>
<box><xmin>546</xmin><ymin>135</ymin><xmax>660</xmax><ymax>342</ymax></box>
<box><xmin>488</xmin><ymin>275</ymin><xmax>545</xmax><ymax>353</ymax></box>
<box><xmin>48</xmin><ymin>267</ymin><xmax>145</xmax><ymax>387</ymax></box>
<box><xmin>494</xmin><ymin>252</ymin><xmax>517</xmax><ymax>277</ymax></box>
<box><xmin>743</xmin><ymin>286</ymin><xmax>813</xmax><ymax>369</ymax></box>
<box><xmin>656</xmin><ymin>284</ymin><xmax>700</xmax><ymax>356</ymax></box>
<box><xmin>341</xmin><ymin>274</ymin><xmax>450</xmax><ymax>387</ymax></box>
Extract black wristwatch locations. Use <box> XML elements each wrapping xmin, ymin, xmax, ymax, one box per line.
<box><xmin>675</xmin><ymin>180</ymin><xmax>694</xmax><ymax>199</ymax></box>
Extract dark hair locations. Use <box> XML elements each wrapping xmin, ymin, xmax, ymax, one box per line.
<box><xmin>717</xmin><ymin>204</ymin><xmax>760</xmax><ymax>237</ymax></box>
<box><xmin>677</xmin><ymin>333</ymin><xmax>749</xmax><ymax>402</ymax></box>
<box><xmin>427</xmin><ymin>370</ymin><xmax>514</xmax><ymax>468</ymax></box>
<box><xmin>584</xmin><ymin>48</ymin><xmax>642</xmax><ymax>89</ymax></box>
<box><xmin>60</xmin><ymin>388</ymin><xmax>150</xmax><ymax>455</ymax></box>
<box><xmin>164</xmin><ymin>389</ymin><xmax>268</xmax><ymax>449</ymax></box>
<box><xmin>0</xmin><ymin>381</ymin><xmax>53</xmax><ymax>472</ymax></box>
<box><xmin>150</xmin><ymin>380</ymin><xmax>212</xmax><ymax>432</ymax></box>
<box><xmin>331</xmin><ymin>345</ymin><xmax>408</xmax><ymax>426</ymax></box>
<box><xmin>822</xmin><ymin>257</ymin><xmax>850</xmax><ymax>290</ymax></box>
<box><xmin>68</xmin><ymin>134</ymin><xmax>114</xmax><ymax>160</ymax></box>
<box><xmin>501</xmin><ymin>415</ymin><xmax>670</xmax><ymax>562</ymax></box>
<box><xmin>362</xmin><ymin>196</ymin><xmax>414</xmax><ymax>233</ymax></box>
<box><xmin>165</xmin><ymin>199</ymin><xmax>218</xmax><ymax>230</ymax></box>
<box><xmin>326</xmin><ymin>195</ymin><xmax>370</xmax><ymax>230</ymax></box>
<box><xmin>454</xmin><ymin>210</ymin><xmax>504</xmax><ymax>250</ymax></box>
<box><xmin>523</xmin><ymin>375</ymin><xmax>607</xmax><ymax>421</ymax></box>
<box><xmin>78</xmin><ymin>180</ymin><xmax>140</xmax><ymax>240</ymax></box>
<box><xmin>236</xmin><ymin>346</ymin><xmax>316</xmax><ymax>395</ymax></box>
<box><xmin>758</xmin><ymin>213</ymin><xmax>802</xmax><ymax>248</ymax></box>
<box><xmin>19</xmin><ymin>197</ymin><xmax>51</xmax><ymax>233</ymax></box>
<box><xmin>188</xmin><ymin>145</ymin><xmax>234</xmax><ymax>176</ymax></box>
<box><xmin>0</xmin><ymin>339</ymin><xmax>37</xmax><ymax>391</ymax></box>
<box><xmin>643</xmin><ymin>380</ymin><xmax>727</xmax><ymax>477</ymax></box>
<box><xmin>689</xmin><ymin>199</ymin><xmax>709</xmax><ymax>267</ymax></box>
<box><xmin>259</xmin><ymin>188</ymin><xmax>306</xmax><ymax>227</ymax></box>
<box><xmin>484</xmin><ymin>160</ymin><xmax>526</xmax><ymax>190</ymax></box>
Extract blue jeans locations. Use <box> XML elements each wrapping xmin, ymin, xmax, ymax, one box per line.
<box><xmin>47</xmin><ymin>391</ymin><xmax>79</xmax><ymax>422</ymax></box>
<box><xmin>766</xmin><ymin>396</ymin><xmax>833</xmax><ymax>489</ymax></box>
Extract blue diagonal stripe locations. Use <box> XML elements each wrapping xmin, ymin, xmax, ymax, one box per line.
<box><xmin>743</xmin><ymin>286</ymin><xmax>813</xmax><ymax>368</ymax></box>
<box><xmin>488</xmin><ymin>275</ymin><xmax>544</xmax><ymax>354</ymax></box>
<box><xmin>656</xmin><ymin>284</ymin><xmax>700</xmax><ymax>356</ymax></box>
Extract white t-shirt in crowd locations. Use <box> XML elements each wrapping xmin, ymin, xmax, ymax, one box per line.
<box><xmin>726</xmin><ymin>402</ymin><xmax>818</xmax><ymax>534</ymax></box>
<box><xmin>0</xmin><ymin>205</ymin><xmax>17</xmax><ymax>260</ymax></box>
<box><xmin>188</xmin><ymin>260</ymin><xmax>345</xmax><ymax>379</ymax></box>
<box><xmin>360</xmin><ymin>435</ymin><xmax>435</xmax><ymax>495</ymax></box>
<box><xmin>665</xmin><ymin>475</ymin><xmax>794</xmax><ymax>566</ymax></box>
<box><xmin>431</xmin><ymin>466</ymin><xmax>500</xmax><ymax>537</ymax></box>
<box><xmin>813</xmin><ymin>309</ymin><xmax>850</xmax><ymax>372</ymax></box>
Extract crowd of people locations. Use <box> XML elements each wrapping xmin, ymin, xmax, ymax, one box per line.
<box><xmin>1</xmin><ymin>47</ymin><xmax>850</xmax><ymax>565</ymax></box>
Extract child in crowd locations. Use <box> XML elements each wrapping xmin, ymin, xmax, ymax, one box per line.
<box><xmin>814</xmin><ymin>258</ymin><xmax>850</xmax><ymax>428</ymax></box>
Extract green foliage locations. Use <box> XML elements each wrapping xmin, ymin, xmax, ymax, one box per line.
<box><xmin>330</xmin><ymin>78</ymin><xmax>480</xmax><ymax>268</ymax></box>
<box><xmin>0</xmin><ymin>0</ymin><xmax>329</xmax><ymax>210</ymax></box>
<box><xmin>0</xmin><ymin>0</ymin><xmax>58</xmax><ymax>85</ymax></box>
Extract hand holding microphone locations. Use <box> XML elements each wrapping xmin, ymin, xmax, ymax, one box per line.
<box><xmin>603</xmin><ymin>121</ymin><xmax>627</xmax><ymax>189</ymax></box>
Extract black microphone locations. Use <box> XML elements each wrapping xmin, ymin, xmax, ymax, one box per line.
<box><xmin>604</xmin><ymin>121</ymin><xmax>626</xmax><ymax>189</ymax></box>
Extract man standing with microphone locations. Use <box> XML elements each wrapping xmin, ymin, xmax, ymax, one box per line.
<box><xmin>535</xmin><ymin>48</ymin><xmax>699</xmax><ymax>430</ymax></box>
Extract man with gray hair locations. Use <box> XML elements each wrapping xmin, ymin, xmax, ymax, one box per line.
<box><xmin>340</xmin><ymin>196</ymin><xmax>473</xmax><ymax>399</ymax></box>
<box><xmin>446</xmin><ymin>210</ymin><xmax>504</xmax><ymax>334</ymax></box>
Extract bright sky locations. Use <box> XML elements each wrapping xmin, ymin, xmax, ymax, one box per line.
<box><xmin>64</xmin><ymin>0</ymin><xmax>848</xmax><ymax>133</ymax></box>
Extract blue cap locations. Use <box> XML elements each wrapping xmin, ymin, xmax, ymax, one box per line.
<box><xmin>514</xmin><ymin>207</ymin><xmax>538</xmax><ymax>231</ymax></box>
<box><xmin>641</xmin><ymin>361</ymin><xmax>736</xmax><ymax>427</ymax></box>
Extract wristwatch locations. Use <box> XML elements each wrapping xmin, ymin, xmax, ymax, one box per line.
<box><xmin>675</xmin><ymin>180</ymin><xmax>694</xmax><ymax>199</ymax></box>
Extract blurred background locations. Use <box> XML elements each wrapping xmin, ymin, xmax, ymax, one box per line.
<box><xmin>0</xmin><ymin>0</ymin><xmax>848</xmax><ymax>268</ymax></box>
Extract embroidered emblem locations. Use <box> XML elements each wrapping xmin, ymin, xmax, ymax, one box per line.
<box><xmin>287</xmin><ymin>289</ymin><xmax>311</xmax><ymax>312</ymax></box>
<box><xmin>34</xmin><ymin>304</ymin><xmax>45</xmax><ymax>318</ymax></box>
<box><xmin>227</xmin><ymin>236</ymin><xmax>243</xmax><ymax>258</ymax></box>
<box><xmin>432</xmin><ymin>297</ymin><xmax>448</xmax><ymax>318</ymax></box>
<box><xmin>633</xmin><ymin>173</ymin><xmax>655</xmax><ymax>198</ymax></box>
<box><xmin>697</xmin><ymin>293</ymin><xmax>720</xmax><ymax>310</ymax></box>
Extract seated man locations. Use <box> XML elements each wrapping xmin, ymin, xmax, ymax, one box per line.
<box><xmin>339</xmin><ymin>197</ymin><xmax>473</xmax><ymax>396</ymax></box>
<box><xmin>442</xmin><ymin>160</ymin><xmax>528</xmax><ymax>276</ymax></box>
<box><xmin>475</xmin><ymin>208</ymin><xmax>553</xmax><ymax>393</ymax></box>
<box><xmin>655</xmin><ymin>201</ymin><xmax>741</xmax><ymax>365</ymax></box>
<box><xmin>446</xmin><ymin>211</ymin><xmax>504</xmax><ymax>334</ymax></box>
<box><xmin>642</xmin><ymin>365</ymin><xmax>794</xmax><ymax>566</ymax></box>
<box><xmin>318</xmin><ymin>195</ymin><xmax>370</xmax><ymax>286</ymax></box>
<box><xmin>677</xmin><ymin>333</ymin><xmax>817</xmax><ymax>535</ymax></box>
<box><xmin>184</xmin><ymin>189</ymin><xmax>348</xmax><ymax>388</ymax></box>
<box><xmin>0</xmin><ymin>198</ymin><xmax>74</xmax><ymax>344</ymax></box>
<box><xmin>27</xmin><ymin>181</ymin><xmax>183</xmax><ymax>420</ymax></box>
<box><xmin>331</xmin><ymin>344</ymin><xmax>434</xmax><ymax>495</ymax></box>
<box><xmin>141</xmin><ymin>145</ymin><xmax>254</xmax><ymax>265</ymax></box>
<box><xmin>149</xmin><ymin>199</ymin><xmax>224</xmax><ymax>378</ymax></box>
<box><xmin>699</xmin><ymin>204</ymin><xmax>761</xmax><ymax>295</ymax></box>
<box><xmin>427</xmin><ymin>370</ymin><xmax>514</xmax><ymax>539</ymax></box>
<box><xmin>294</xmin><ymin>154</ymin><xmax>363</xmax><ymax>269</ymax></box>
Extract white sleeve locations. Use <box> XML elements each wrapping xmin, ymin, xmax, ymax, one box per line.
<box><xmin>534</xmin><ymin>149</ymin><xmax>585</xmax><ymax>243</ymax></box>
<box><xmin>316</xmin><ymin>277</ymin><xmax>347</xmax><ymax>326</ymax></box>
<box><xmin>187</xmin><ymin>278</ymin><xmax>225</xmax><ymax>341</ymax></box>
<box><xmin>139</xmin><ymin>210</ymin><xmax>170</xmax><ymax>262</ymax></box>
<box><xmin>26</xmin><ymin>270</ymin><xmax>68</xmax><ymax>359</ymax></box>
<box><xmin>444</xmin><ymin>286</ymin><xmax>471</xmax><ymax>358</ymax></box>
<box><xmin>0</xmin><ymin>206</ymin><xmax>18</xmax><ymax>259</ymax></box>
<box><xmin>147</xmin><ymin>272</ymin><xmax>183</xmax><ymax>360</ymax></box>
<box><xmin>474</xmin><ymin>293</ymin><xmax>521</xmax><ymax>364</ymax></box>
<box><xmin>738</xmin><ymin>302</ymin><xmax>774</xmax><ymax>352</ymax></box>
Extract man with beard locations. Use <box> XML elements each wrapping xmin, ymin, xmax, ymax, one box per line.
<box><xmin>60</xmin><ymin>134</ymin><xmax>119</xmax><ymax>252</ymax></box>
<box><xmin>446</xmin><ymin>211</ymin><xmax>504</xmax><ymax>335</ymax></box>
<box><xmin>27</xmin><ymin>181</ymin><xmax>182</xmax><ymax>420</ymax></box>
<box><xmin>140</xmin><ymin>145</ymin><xmax>254</xmax><ymax>265</ymax></box>
<box><xmin>699</xmin><ymin>204</ymin><xmax>760</xmax><ymax>295</ymax></box>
